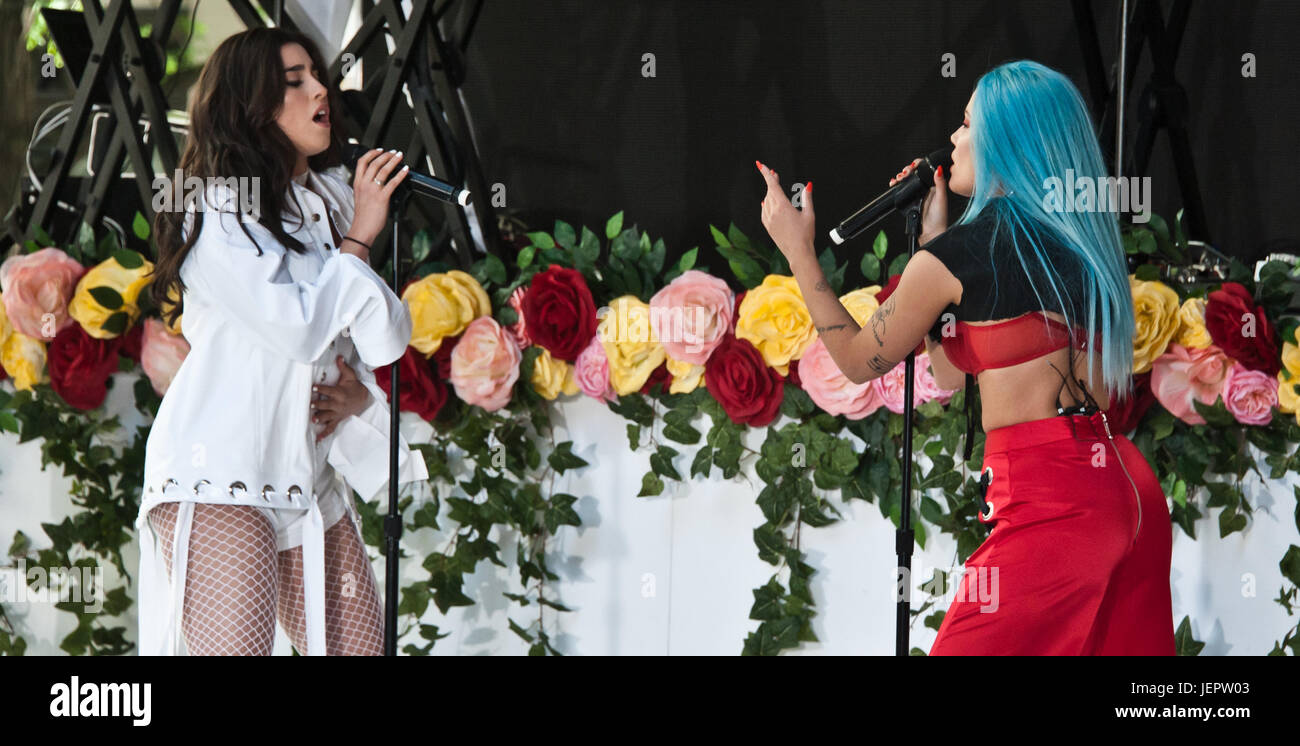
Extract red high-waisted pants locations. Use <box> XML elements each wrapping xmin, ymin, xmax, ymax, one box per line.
<box><xmin>928</xmin><ymin>410</ymin><xmax>1176</xmax><ymax>655</ymax></box>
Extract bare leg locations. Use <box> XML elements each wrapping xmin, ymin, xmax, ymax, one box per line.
<box><xmin>277</xmin><ymin>513</ymin><xmax>384</xmax><ymax>655</ymax></box>
<box><xmin>147</xmin><ymin>503</ymin><xmax>279</xmax><ymax>656</ymax></box>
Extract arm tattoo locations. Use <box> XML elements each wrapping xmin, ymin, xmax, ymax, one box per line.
<box><xmin>869</xmin><ymin>296</ymin><xmax>896</xmax><ymax>346</ymax></box>
<box><xmin>866</xmin><ymin>354</ymin><xmax>895</xmax><ymax>375</ymax></box>
<box><xmin>814</xmin><ymin>278</ymin><xmax>835</xmax><ymax>294</ymax></box>
<box><xmin>816</xmin><ymin>323</ymin><xmax>851</xmax><ymax>334</ymax></box>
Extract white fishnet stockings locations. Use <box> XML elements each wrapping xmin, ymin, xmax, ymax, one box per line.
<box><xmin>148</xmin><ymin>503</ymin><xmax>383</xmax><ymax>656</ymax></box>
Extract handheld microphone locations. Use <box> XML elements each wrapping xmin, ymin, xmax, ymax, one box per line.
<box><xmin>341</xmin><ymin>143</ymin><xmax>472</xmax><ymax>207</ymax></box>
<box><xmin>828</xmin><ymin>149</ymin><xmax>952</xmax><ymax>245</ymax></box>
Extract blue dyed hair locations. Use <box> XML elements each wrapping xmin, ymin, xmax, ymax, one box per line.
<box><xmin>956</xmin><ymin>59</ymin><xmax>1135</xmax><ymax>403</ymax></box>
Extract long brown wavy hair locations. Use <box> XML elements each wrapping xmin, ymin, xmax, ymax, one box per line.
<box><xmin>150</xmin><ymin>27</ymin><xmax>343</xmax><ymax>328</ymax></box>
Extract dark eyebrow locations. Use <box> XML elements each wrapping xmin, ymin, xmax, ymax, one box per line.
<box><xmin>283</xmin><ymin>64</ymin><xmax>310</xmax><ymax>73</ymax></box>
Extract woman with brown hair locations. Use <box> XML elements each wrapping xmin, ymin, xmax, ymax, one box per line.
<box><xmin>137</xmin><ymin>27</ymin><xmax>428</xmax><ymax>655</ymax></box>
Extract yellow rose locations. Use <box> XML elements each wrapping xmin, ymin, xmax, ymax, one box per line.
<box><xmin>1174</xmin><ymin>297</ymin><xmax>1211</xmax><ymax>349</ymax></box>
<box><xmin>68</xmin><ymin>254</ymin><xmax>155</xmax><ymax>339</ymax></box>
<box><xmin>1</xmin><ymin>332</ymin><xmax>47</xmax><ymax>391</ymax></box>
<box><xmin>666</xmin><ymin>355</ymin><xmax>705</xmax><ymax>394</ymax></box>
<box><xmin>839</xmin><ymin>286</ymin><xmax>883</xmax><ymax>326</ymax></box>
<box><xmin>599</xmin><ymin>295</ymin><xmax>666</xmax><ymax>395</ymax></box>
<box><xmin>1277</xmin><ymin>370</ymin><xmax>1300</xmax><ymax>425</ymax></box>
<box><xmin>1282</xmin><ymin>341</ymin><xmax>1300</xmax><ymax>379</ymax></box>
<box><xmin>530</xmin><ymin>346</ymin><xmax>579</xmax><ymax>400</ymax></box>
<box><xmin>0</xmin><ymin>291</ymin><xmax>14</xmax><ymax>343</ymax></box>
<box><xmin>735</xmin><ymin>275</ymin><xmax>816</xmax><ymax>376</ymax></box>
<box><xmin>1130</xmin><ymin>274</ymin><xmax>1180</xmax><ymax>374</ymax></box>
<box><xmin>402</xmin><ymin>270</ymin><xmax>491</xmax><ymax>356</ymax></box>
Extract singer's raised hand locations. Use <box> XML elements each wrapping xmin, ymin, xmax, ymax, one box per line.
<box><xmin>890</xmin><ymin>157</ymin><xmax>949</xmax><ymax>244</ymax></box>
<box><xmin>347</xmin><ymin>148</ymin><xmax>411</xmax><ymax>255</ymax></box>
<box><xmin>756</xmin><ymin>160</ymin><xmax>815</xmax><ymax>265</ymax></box>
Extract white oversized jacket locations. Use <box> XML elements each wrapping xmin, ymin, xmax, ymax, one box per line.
<box><xmin>136</xmin><ymin>166</ymin><xmax>429</xmax><ymax>655</ymax></box>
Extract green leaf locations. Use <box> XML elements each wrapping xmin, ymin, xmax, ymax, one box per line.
<box><xmin>516</xmin><ymin>245</ymin><xmax>536</xmax><ymax>269</ymax></box>
<box><xmin>100</xmin><ymin>312</ymin><xmax>130</xmax><ymax>336</ymax></box>
<box><xmin>637</xmin><ymin>471</ymin><xmax>664</xmax><ymax>497</ymax></box>
<box><xmin>1174</xmin><ymin>615</ymin><xmax>1204</xmax><ymax>656</ymax></box>
<box><xmin>88</xmin><ymin>286</ymin><xmax>124</xmax><ymax>310</ymax></box>
<box><xmin>690</xmin><ymin>446</ymin><xmax>713</xmax><ymax>478</ymax></box>
<box><xmin>650</xmin><ymin>445</ymin><xmax>682</xmax><ymax>481</ymax></box>
<box><xmin>709</xmin><ymin>224</ymin><xmax>730</xmax><ymax>248</ymax></box>
<box><xmin>1278</xmin><ymin>545</ymin><xmax>1300</xmax><ymax>587</ymax></box>
<box><xmin>873</xmin><ymin>230</ymin><xmax>888</xmax><ymax>259</ymax></box>
<box><xmin>526</xmin><ymin>231</ymin><xmax>555</xmax><ymax>250</ymax></box>
<box><xmin>113</xmin><ymin>248</ymin><xmax>144</xmax><ymax>269</ymax></box>
<box><xmin>547</xmin><ymin>441</ymin><xmax>588</xmax><ymax>474</ymax></box>
<box><xmin>605</xmin><ymin>211</ymin><xmax>624</xmax><ymax>240</ymax></box>
<box><xmin>554</xmin><ymin>220</ymin><xmax>576</xmax><ymax>250</ymax></box>
<box><xmin>860</xmin><ymin>253</ymin><xmax>881</xmax><ymax>282</ymax></box>
<box><xmin>486</xmin><ymin>253</ymin><xmax>508</xmax><ymax>285</ymax></box>
<box><xmin>132</xmin><ymin>212</ymin><xmax>150</xmax><ymax>240</ymax></box>
<box><xmin>576</xmin><ymin>227</ymin><xmax>601</xmax><ymax>269</ymax></box>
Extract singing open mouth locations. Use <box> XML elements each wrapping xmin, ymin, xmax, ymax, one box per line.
<box><xmin>312</xmin><ymin>105</ymin><xmax>330</xmax><ymax>127</ymax></box>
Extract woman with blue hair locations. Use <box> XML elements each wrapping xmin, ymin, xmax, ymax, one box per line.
<box><xmin>757</xmin><ymin>59</ymin><xmax>1174</xmax><ymax>655</ymax></box>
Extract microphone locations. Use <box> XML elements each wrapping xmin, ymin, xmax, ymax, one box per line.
<box><xmin>341</xmin><ymin>143</ymin><xmax>472</xmax><ymax>207</ymax></box>
<box><xmin>828</xmin><ymin>149</ymin><xmax>952</xmax><ymax>245</ymax></box>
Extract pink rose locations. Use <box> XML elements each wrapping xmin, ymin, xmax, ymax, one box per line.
<box><xmin>140</xmin><ymin>318</ymin><xmax>190</xmax><ymax>396</ymax></box>
<box><xmin>449</xmin><ymin>316</ymin><xmax>521</xmax><ymax>411</ymax></box>
<box><xmin>507</xmin><ymin>285</ymin><xmax>532</xmax><ymax>349</ymax></box>
<box><xmin>648</xmin><ymin>269</ymin><xmax>734</xmax><ymax>365</ymax></box>
<box><xmin>872</xmin><ymin>352</ymin><xmax>951</xmax><ymax>413</ymax></box>
<box><xmin>1222</xmin><ymin>361</ymin><xmax>1276</xmax><ymax>426</ymax></box>
<box><xmin>797</xmin><ymin>338</ymin><xmax>883</xmax><ymax>419</ymax></box>
<box><xmin>0</xmin><ymin>248</ymin><xmax>87</xmax><ymax>340</ymax></box>
<box><xmin>574</xmin><ymin>335</ymin><xmax>617</xmax><ymax>403</ymax></box>
<box><xmin>1150</xmin><ymin>343</ymin><xmax>1233</xmax><ymax>425</ymax></box>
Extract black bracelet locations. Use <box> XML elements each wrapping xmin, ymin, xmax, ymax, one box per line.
<box><xmin>342</xmin><ymin>236</ymin><xmax>371</xmax><ymax>251</ymax></box>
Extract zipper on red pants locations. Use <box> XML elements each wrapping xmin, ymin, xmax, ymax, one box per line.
<box><xmin>1099</xmin><ymin>411</ymin><xmax>1141</xmax><ymax>544</ymax></box>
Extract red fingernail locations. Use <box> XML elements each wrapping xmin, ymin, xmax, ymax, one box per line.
<box><xmin>937</xmin><ymin>166</ymin><xmax>944</xmax><ymax>178</ymax></box>
<box><xmin>806</xmin><ymin>182</ymin><xmax>812</xmax><ymax>192</ymax></box>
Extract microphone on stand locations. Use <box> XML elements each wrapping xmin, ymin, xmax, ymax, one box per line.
<box><xmin>828</xmin><ymin>149</ymin><xmax>952</xmax><ymax>245</ymax></box>
<box><xmin>341</xmin><ymin>142</ymin><xmax>472</xmax><ymax>207</ymax></box>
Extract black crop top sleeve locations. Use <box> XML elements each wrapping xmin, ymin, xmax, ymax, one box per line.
<box><xmin>917</xmin><ymin>200</ymin><xmax>1089</xmax><ymax>342</ymax></box>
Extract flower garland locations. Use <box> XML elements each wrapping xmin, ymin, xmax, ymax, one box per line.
<box><xmin>2</xmin><ymin>209</ymin><xmax>1299</xmax><ymax>655</ymax></box>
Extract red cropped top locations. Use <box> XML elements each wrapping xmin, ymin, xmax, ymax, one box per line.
<box><xmin>939</xmin><ymin>311</ymin><xmax>1089</xmax><ymax>376</ymax></box>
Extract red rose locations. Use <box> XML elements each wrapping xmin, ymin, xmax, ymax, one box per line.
<box><xmin>1103</xmin><ymin>371</ymin><xmax>1155</xmax><ymax>435</ymax></box>
<box><xmin>374</xmin><ymin>345</ymin><xmax>448</xmax><ymax>421</ymax></box>
<box><xmin>783</xmin><ymin>357</ymin><xmax>802</xmax><ymax>388</ymax></box>
<box><xmin>521</xmin><ymin>266</ymin><xmax>597</xmax><ymax>362</ymax></box>
<box><xmin>731</xmin><ymin>290</ymin><xmax>747</xmax><ymax>328</ymax></box>
<box><xmin>118</xmin><ymin>322</ymin><xmax>144</xmax><ymax>362</ymax></box>
<box><xmin>47</xmin><ymin>323</ymin><xmax>124</xmax><ymax>410</ymax></box>
<box><xmin>1205</xmin><ymin>282</ymin><xmax>1280</xmax><ymax>375</ymax></box>
<box><xmin>432</xmin><ymin>333</ymin><xmax>460</xmax><ymax>381</ymax></box>
<box><xmin>704</xmin><ymin>334</ymin><xmax>784</xmax><ymax>426</ymax></box>
<box><xmin>640</xmin><ymin>360</ymin><xmax>671</xmax><ymax>395</ymax></box>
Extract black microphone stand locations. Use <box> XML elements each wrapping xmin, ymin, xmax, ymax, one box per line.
<box><xmin>384</xmin><ymin>188</ymin><xmax>412</xmax><ymax>656</ymax></box>
<box><xmin>895</xmin><ymin>198</ymin><xmax>923</xmax><ymax>656</ymax></box>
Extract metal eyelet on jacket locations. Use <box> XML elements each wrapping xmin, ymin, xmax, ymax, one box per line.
<box><xmin>978</xmin><ymin>466</ymin><xmax>995</xmax><ymax>520</ymax></box>
<box><xmin>192</xmin><ymin>479</ymin><xmax>211</xmax><ymax>496</ymax></box>
<box><xmin>228</xmin><ymin>481</ymin><xmax>248</xmax><ymax>499</ymax></box>
<box><xmin>161</xmin><ymin>478</ymin><xmax>179</xmax><ymax>494</ymax></box>
<box><xmin>261</xmin><ymin>484</ymin><xmax>276</xmax><ymax>502</ymax></box>
<box><xmin>286</xmin><ymin>485</ymin><xmax>303</xmax><ymax>505</ymax></box>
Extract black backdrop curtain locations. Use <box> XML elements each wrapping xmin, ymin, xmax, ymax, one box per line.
<box><xmin>460</xmin><ymin>0</ymin><xmax>1299</xmax><ymax>279</ymax></box>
